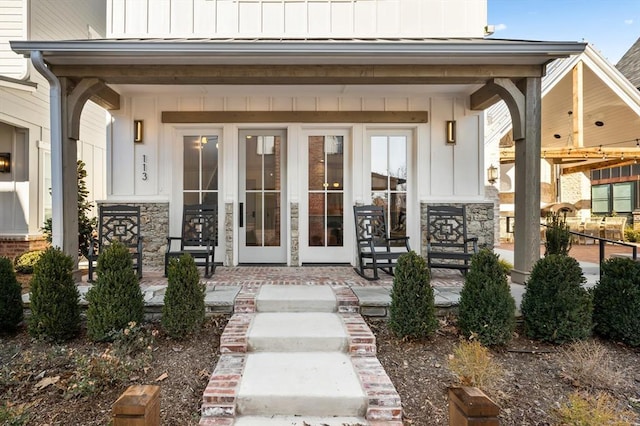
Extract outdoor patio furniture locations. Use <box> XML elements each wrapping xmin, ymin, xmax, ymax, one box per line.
<box><xmin>604</xmin><ymin>216</ymin><xmax>627</xmax><ymax>241</ymax></box>
<box><xmin>88</xmin><ymin>204</ymin><xmax>143</xmax><ymax>282</ymax></box>
<box><xmin>165</xmin><ymin>204</ymin><xmax>217</xmax><ymax>278</ymax></box>
<box><xmin>353</xmin><ymin>204</ymin><xmax>411</xmax><ymax>280</ymax></box>
<box><xmin>426</xmin><ymin>205</ymin><xmax>478</xmax><ymax>274</ymax></box>
<box><xmin>564</xmin><ymin>217</ymin><xmax>584</xmax><ymax>244</ymax></box>
<box><xmin>583</xmin><ymin>217</ymin><xmax>604</xmax><ymax>243</ymax></box>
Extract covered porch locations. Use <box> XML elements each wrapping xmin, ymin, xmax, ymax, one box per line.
<box><xmin>11</xmin><ymin>37</ymin><xmax>586</xmax><ymax>283</ymax></box>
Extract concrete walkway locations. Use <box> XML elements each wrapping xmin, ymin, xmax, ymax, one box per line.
<box><xmin>200</xmin><ymin>285</ymin><xmax>402</xmax><ymax>425</ymax></box>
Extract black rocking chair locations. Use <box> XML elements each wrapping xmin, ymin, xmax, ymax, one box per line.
<box><xmin>165</xmin><ymin>204</ymin><xmax>217</xmax><ymax>278</ymax></box>
<box><xmin>353</xmin><ymin>205</ymin><xmax>411</xmax><ymax>280</ymax></box>
<box><xmin>88</xmin><ymin>204</ymin><xmax>143</xmax><ymax>282</ymax></box>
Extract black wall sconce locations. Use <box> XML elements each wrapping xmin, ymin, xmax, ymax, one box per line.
<box><xmin>134</xmin><ymin>120</ymin><xmax>144</xmax><ymax>143</ymax></box>
<box><xmin>0</xmin><ymin>153</ymin><xmax>10</xmax><ymax>173</ymax></box>
<box><xmin>446</xmin><ymin>120</ymin><xmax>456</xmax><ymax>144</ymax></box>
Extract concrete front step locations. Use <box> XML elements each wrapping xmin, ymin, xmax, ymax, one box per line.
<box><xmin>236</xmin><ymin>352</ymin><xmax>366</xmax><ymax>417</ymax></box>
<box><xmin>233</xmin><ymin>416</ymin><xmax>369</xmax><ymax>425</ymax></box>
<box><xmin>248</xmin><ymin>312</ymin><xmax>348</xmax><ymax>352</ymax></box>
<box><xmin>256</xmin><ymin>285</ymin><xmax>337</xmax><ymax>312</ymax></box>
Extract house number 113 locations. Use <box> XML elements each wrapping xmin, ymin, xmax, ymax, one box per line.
<box><xmin>142</xmin><ymin>155</ymin><xmax>148</xmax><ymax>181</ymax></box>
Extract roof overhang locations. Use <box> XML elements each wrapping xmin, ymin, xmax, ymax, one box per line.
<box><xmin>11</xmin><ymin>38</ymin><xmax>587</xmax><ymax>86</ymax></box>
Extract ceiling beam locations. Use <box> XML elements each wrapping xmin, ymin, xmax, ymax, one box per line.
<box><xmin>500</xmin><ymin>146</ymin><xmax>640</xmax><ymax>163</ymax></box>
<box><xmin>561</xmin><ymin>158</ymin><xmax>638</xmax><ymax>175</ymax></box>
<box><xmin>91</xmin><ymin>84</ymin><xmax>120</xmax><ymax>110</ymax></box>
<box><xmin>51</xmin><ymin>64</ymin><xmax>544</xmax><ymax>85</ymax></box>
<box><xmin>162</xmin><ymin>110</ymin><xmax>428</xmax><ymax>123</ymax></box>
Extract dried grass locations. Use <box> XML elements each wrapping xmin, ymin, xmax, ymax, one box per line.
<box><xmin>447</xmin><ymin>339</ymin><xmax>504</xmax><ymax>393</ymax></box>
<box><xmin>560</xmin><ymin>340</ymin><xmax>629</xmax><ymax>392</ymax></box>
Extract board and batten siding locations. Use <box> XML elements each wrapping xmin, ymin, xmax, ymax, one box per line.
<box><xmin>0</xmin><ymin>0</ymin><xmax>27</xmax><ymax>79</ymax></box>
<box><xmin>107</xmin><ymin>89</ymin><xmax>484</xmax><ymax>207</ymax></box>
<box><xmin>30</xmin><ymin>0</ymin><xmax>106</xmax><ymax>40</ymax></box>
<box><xmin>107</xmin><ymin>0</ymin><xmax>487</xmax><ymax>38</ymax></box>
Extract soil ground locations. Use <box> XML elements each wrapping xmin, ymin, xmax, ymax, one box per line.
<box><xmin>2</xmin><ymin>245</ymin><xmax>639</xmax><ymax>425</ymax></box>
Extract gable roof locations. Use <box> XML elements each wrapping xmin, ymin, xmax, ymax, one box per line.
<box><xmin>616</xmin><ymin>36</ymin><xmax>640</xmax><ymax>89</ymax></box>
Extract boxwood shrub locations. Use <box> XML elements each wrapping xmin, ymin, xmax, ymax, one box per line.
<box><xmin>0</xmin><ymin>256</ymin><xmax>23</xmax><ymax>333</ymax></box>
<box><xmin>86</xmin><ymin>241</ymin><xmax>144</xmax><ymax>342</ymax></box>
<box><xmin>592</xmin><ymin>257</ymin><xmax>640</xmax><ymax>346</ymax></box>
<box><xmin>388</xmin><ymin>251</ymin><xmax>437</xmax><ymax>339</ymax></box>
<box><xmin>28</xmin><ymin>247</ymin><xmax>80</xmax><ymax>342</ymax></box>
<box><xmin>521</xmin><ymin>254</ymin><xmax>592</xmax><ymax>343</ymax></box>
<box><xmin>162</xmin><ymin>254</ymin><xmax>206</xmax><ymax>338</ymax></box>
<box><xmin>458</xmin><ymin>249</ymin><xmax>516</xmax><ymax>346</ymax></box>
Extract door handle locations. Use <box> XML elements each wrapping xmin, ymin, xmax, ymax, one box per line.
<box><xmin>239</xmin><ymin>202</ymin><xmax>244</xmax><ymax>227</ymax></box>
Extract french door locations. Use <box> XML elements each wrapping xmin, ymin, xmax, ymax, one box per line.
<box><xmin>300</xmin><ymin>130</ymin><xmax>351</xmax><ymax>263</ymax></box>
<box><xmin>238</xmin><ymin>129</ymin><xmax>287</xmax><ymax>263</ymax></box>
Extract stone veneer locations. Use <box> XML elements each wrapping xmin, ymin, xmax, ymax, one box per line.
<box><xmin>98</xmin><ymin>202</ymin><xmax>169</xmax><ymax>268</ymax></box>
<box><xmin>225</xmin><ymin>203</ymin><xmax>233</xmax><ymax>266</ymax></box>
<box><xmin>420</xmin><ymin>202</ymin><xmax>495</xmax><ymax>259</ymax></box>
<box><xmin>290</xmin><ymin>202</ymin><xmax>299</xmax><ymax>266</ymax></box>
<box><xmin>0</xmin><ymin>235</ymin><xmax>49</xmax><ymax>259</ymax></box>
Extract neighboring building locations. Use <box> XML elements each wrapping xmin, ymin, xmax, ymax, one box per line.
<box><xmin>486</xmin><ymin>44</ymin><xmax>640</xmax><ymax>240</ymax></box>
<box><xmin>12</xmin><ymin>0</ymin><xmax>585</xmax><ymax>283</ymax></box>
<box><xmin>0</xmin><ymin>0</ymin><xmax>107</xmax><ymax>258</ymax></box>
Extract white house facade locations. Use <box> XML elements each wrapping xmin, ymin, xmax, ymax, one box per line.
<box><xmin>12</xmin><ymin>0</ymin><xmax>586</xmax><ymax>282</ymax></box>
<box><xmin>0</xmin><ymin>0</ymin><xmax>107</xmax><ymax>258</ymax></box>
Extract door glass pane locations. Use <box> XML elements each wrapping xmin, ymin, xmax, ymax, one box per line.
<box><xmin>327</xmin><ymin>192</ymin><xmax>343</xmax><ymax>246</ymax></box>
<box><xmin>308</xmin><ymin>136</ymin><xmax>325</xmax><ymax>190</ymax></box>
<box><xmin>326</xmin><ymin>136</ymin><xmax>343</xmax><ymax>191</ymax></box>
<box><xmin>245</xmin><ymin>192</ymin><xmax>262</xmax><ymax>246</ymax></box>
<box><xmin>183</xmin><ymin>192</ymin><xmax>199</xmax><ymax>205</ymax></box>
<box><xmin>370</xmin><ymin>134</ymin><xmax>408</xmax><ymax>244</ymax></box>
<box><xmin>309</xmin><ymin>193</ymin><xmax>325</xmax><ymax>246</ymax></box>
<box><xmin>201</xmin><ymin>136</ymin><xmax>219</xmax><ymax>191</ymax></box>
<box><xmin>308</xmin><ymin>135</ymin><xmax>345</xmax><ymax>248</ymax></box>
<box><xmin>183</xmin><ymin>134</ymin><xmax>219</xmax><ymax>212</ymax></box>
<box><xmin>264</xmin><ymin>192</ymin><xmax>280</xmax><ymax>246</ymax></box>
<box><xmin>183</xmin><ymin>136</ymin><xmax>200</xmax><ymax>191</ymax></box>
<box><xmin>245</xmin><ymin>136</ymin><xmax>260</xmax><ymax>190</ymax></box>
<box><xmin>371</xmin><ymin>136</ymin><xmax>388</xmax><ymax>190</ymax></box>
<box><xmin>389</xmin><ymin>136</ymin><xmax>407</xmax><ymax>191</ymax></box>
<box><xmin>263</xmin><ymin>136</ymin><xmax>280</xmax><ymax>191</ymax></box>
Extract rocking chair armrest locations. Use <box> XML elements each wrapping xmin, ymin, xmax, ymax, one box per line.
<box><xmin>166</xmin><ymin>236</ymin><xmax>182</xmax><ymax>252</ymax></box>
<box><xmin>465</xmin><ymin>236</ymin><xmax>479</xmax><ymax>242</ymax></box>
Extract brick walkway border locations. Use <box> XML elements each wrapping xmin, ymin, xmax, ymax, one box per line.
<box><xmin>201</xmin><ymin>284</ymin><xmax>403</xmax><ymax>425</ymax></box>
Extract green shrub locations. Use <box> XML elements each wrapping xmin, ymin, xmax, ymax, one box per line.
<box><xmin>521</xmin><ymin>254</ymin><xmax>593</xmax><ymax>343</ymax></box>
<box><xmin>623</xmin><ymin>226</ymin><xmax>640</xmax><ymax>242</ymax></box>
<box><xmin>162</xmin><ymin>254</ymin><xmax>206</xmax><ymax>338</ymax></box>
<box><xmin>555</xmin><ymin>391</ymin><xmax>638</xmax><ymax>425</ymax></box>
<box><xmin>86</xmin><ymin>241</ymin><xmax>144</xmax><ymax>342</ymax></box>
<box><xmin>28</xmin><ymin>247</ymin><xmax>80</xmax><ymax>342</ymax></box>
<box><xmin>0</xmin><ymin>257</ymin><xmax>23</xmax><ymax>333</ymax></box>
<box><xmin>388</xmin><ymin>251</ymin><xmax>437</xmax><ymax>339</ymax></box>
<box><xmin>592</xmin><ymin>257</ymin><xmax>640</xmax><ymax>346</ymax></box>
<box><xmin>545</xmin><ymin>212</ymin><xmax>571</xmax><ymax>256</ymax></box>
<box><xmin>458</xmin><ymin>249</ymin><xmax>516</xmax><ymax>346</ymax></box>
<box><xmin>13</xmin><ymin>250</ymin><xmax>44</xmax><ymax>274</ymax></box>
<box><xmin>42</xmin><ymin>160</ymin><xmax>96</xmax><ymax>259</ymax></box>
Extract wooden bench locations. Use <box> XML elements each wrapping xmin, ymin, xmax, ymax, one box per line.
<box><xmin>88</xmin><ymin>204</ymin><xmax>143</xmax><ymax>282</ymax></box>
<box><xmin>426</xmin><ymin>205</ymin><xmax>478</xmax><ymax>274</ymax></box>
<box><xmin>353</xmin><ymin>205</ymin><xmax>411</xmax><ymax>280</ymax></box>
<box><xmin>165</xmin><ymin>204</ymin><xmax>217</xmax><ymax>278</ymax></box>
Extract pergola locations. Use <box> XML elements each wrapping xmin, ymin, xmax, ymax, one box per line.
<box><xmin>11</xmin><ymin>38</ymin><xmax>586</xmax><ymax>283</ymax></box>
